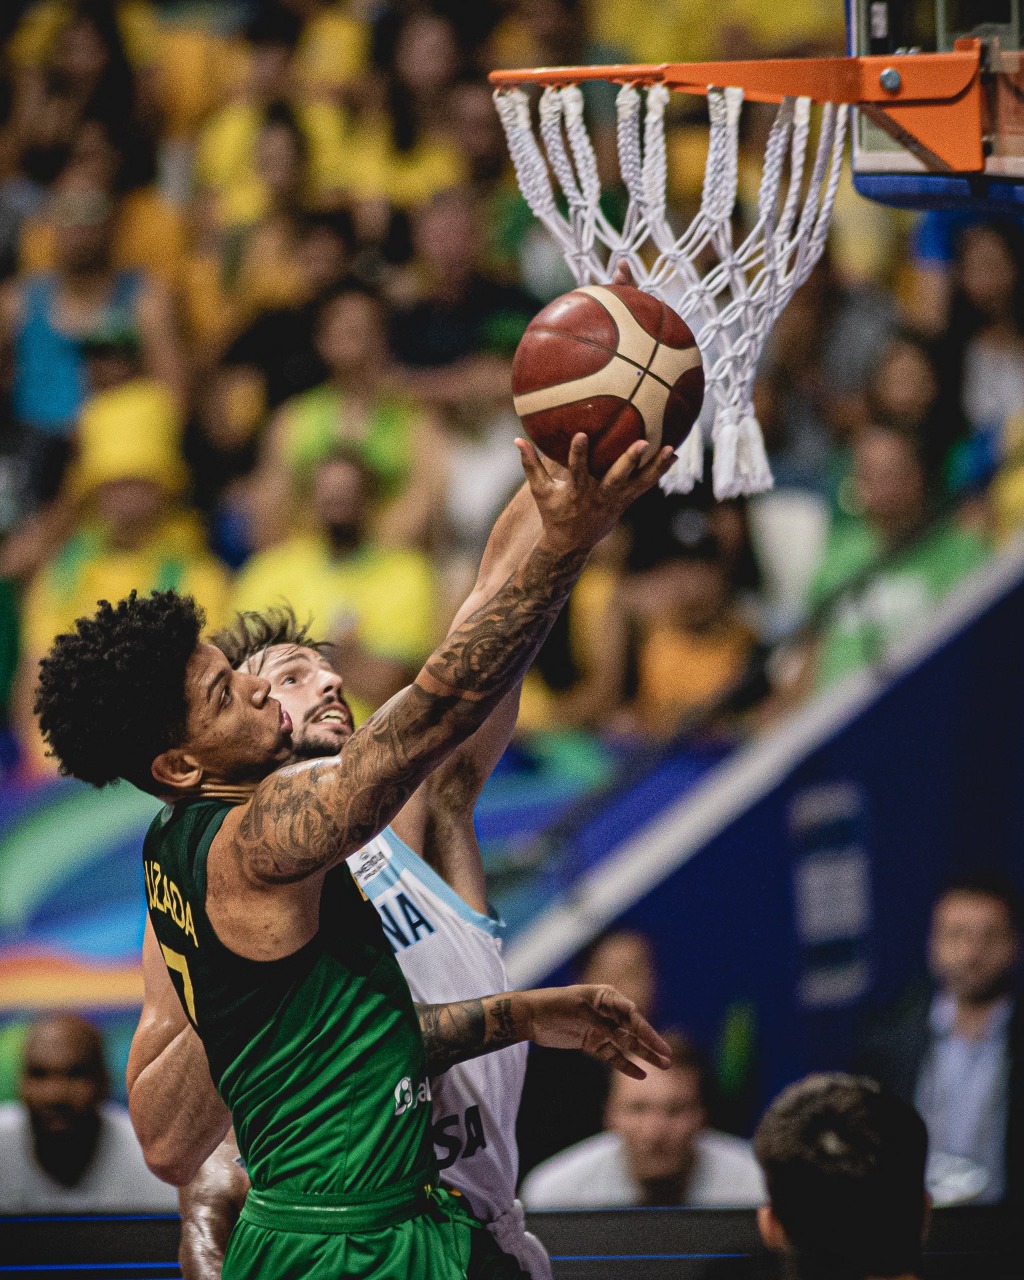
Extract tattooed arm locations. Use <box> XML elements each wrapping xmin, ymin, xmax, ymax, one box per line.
<box><xmin>229</xmin><ymin>435</ymin><xmax>673</xmax><ymax>887</ymax></box>
<box><xmin>416</xmin><ymin>984</ymin><xmax>672</xmax><ymax>1079</ymax></box>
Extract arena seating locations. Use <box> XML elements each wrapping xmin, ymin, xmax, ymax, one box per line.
<box><xmin>1</xmin><ymin>1206</ymin><xmax>1020</xmax><ymax>1279</ymax></box>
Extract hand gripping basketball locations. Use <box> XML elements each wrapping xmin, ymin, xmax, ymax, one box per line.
<box><xmin>516</xmin><ymin>431</ymin><xmax>674</xmax><ymax>556</ymax></box>
<box><xmin>512</xmin><ymin>283</ymin><xmax>705</xmax><ymax>476</ymax></box>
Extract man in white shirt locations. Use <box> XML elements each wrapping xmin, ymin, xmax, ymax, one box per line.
<box><xmin>520</xmin><ymin>1031</ymin><xmax>765</xmax><ymax>1208</ymax></box>
<box><xmin>0</xmin><ymin>1014</ymin><xmax>176</xmax><ymax>1212</ymax></box>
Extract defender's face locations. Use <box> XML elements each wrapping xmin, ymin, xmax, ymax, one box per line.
<box><xmin>244</xmin><ymin>645</ymin><xmax>353</xmax><ymax>760</ymax></box>
<box><xmin>181</xmin><ymin>644</ymin><xmax>293</xmax><ymax>782</ymax></box>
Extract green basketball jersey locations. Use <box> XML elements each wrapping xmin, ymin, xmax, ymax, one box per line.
<box><xmin>143</xmin><ymin>798</ymin><xmax>435</xmax><ymax>1197</ymax></box>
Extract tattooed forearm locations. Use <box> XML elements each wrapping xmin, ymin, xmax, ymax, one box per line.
<box><xmin>416</xmin><ymin>994</ymin><xmax>524</xmax><ymax>1074</ymax></box>
<box><xmin>239</xmin><ymin>539</ymin><xmax>590</xmax><ymax>884</ymax></box>
<box><xmin>421</xmin><ymin>541</ymin><xmax>588</xmax><ymax>701</ymax></box>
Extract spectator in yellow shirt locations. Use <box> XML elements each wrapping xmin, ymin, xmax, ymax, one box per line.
<box><xmin>346</xmin><ymin>8</ymin><xmax>466</xmax><ymax>212</ymax></box>
<box><xmin>624</xmin><ymin>520</ymin><xmax>758</xmax><ymax>738</ymax></box>
<box><xmin>18</xmin><ymin>116</ymin><xmax>187</xmax><ymax>293</ymax></box>
<box><xmin>232</xmin><ymin>447</ymin><xmax>438</xmax><ymax>725</ymax></box>
<box><xmin>194</xmin><ymin>9</ymin><xmax>351</xmax><ymax>232</ymax></box>
<box><xmin>13</xmin><ymin>378</ymin><xmax>229</xmax><ymax>773</ymax></box>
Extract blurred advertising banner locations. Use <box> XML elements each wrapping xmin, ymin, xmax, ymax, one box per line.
<box><xmin>0</xmin><ymin>780</ymin><xmax>161</xmax><ymax>1101</ymax></box>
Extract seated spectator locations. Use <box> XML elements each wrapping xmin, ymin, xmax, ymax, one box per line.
<box><xmin>194</xmin><ymin>8</ymin><xmax>349</xmax><ymax>233</ymax></box>
<box><xmin>521</xmin><ymin>1031</ymin><xmax>764</xmax><ymax>1208</ymax></box>
<box><xmin>6</xmin><ymin>0</ymin><xmax>160</xmax><ymax>190</ymax></box>
<box><xmin>248</xmin><ymin>280</ymin><xmax>444</xmax><ymax>551</ymax></box>
<box><xmin>390</xmin><ymin>187</ymin><xmax>538</xmax><ymax>414</ymax></box>
<box><xmin>858</xmin><ymin>329</ymin><xmax>964</xmax><ymax>501</ymax></box>
<box><xmin>803</xmin><ymin>421</ymin><xmax>989</xmax><ymax>692</ymax></box>
<box><xmin>13</xmin><ymin>377</ymin><xmax>229</xmax><ymax>771</ymax></box>
<box><xmin>620</xmin><ymin>518</ymin><xmax>758</xmax><ymax>738</ymax></box>
<box><xmin>233</xmin><ymin>447</ymin><xmax>438</xmax><ymax>724</ymax></box>
<box><xmin>516</xmin><ymin>526</ymin><xmax>629</xmax><ymax>734</ymax></box>
<box><xmin>221</xmin><ymin>210</ymin><xmax>353</xmax><ymax>412</ymax></box>
<box><xmin>938</xmin><ymin>221</ymin><xmax>1024</xmax><ymax>491</ymax></box>
<box><xmin>19</xmin><ymin>114</ymin><xmax>186</xmax><ymax>293</ymax></box>
<box><xmin>857</xmin><ymin>874</ymin><xmax>1023</xmax><ymax>1207</ymax></box>
<box><xmin>228</xmin><ymin>102</ymin><xmax>322</xmax><ymax>327</ymax></box>
<box><xmin>346</xmin><ymin>8</ymin><xmax>467</xmax><ymax>213</ymax></box>
<box><xmin>754</xmin><ymin>1074</ymin><xmax>928</xmax><ymax>1280</ymax></box>
<box><xmin>488</xmin><ymin>0</ymin><xmax>627</xmax><ymax>184</ymax></box>
<box><xmin>0</xmin><ymin>166</ymin><xmax>183</xmax><ymax>510</ymax></box>
<box><xmin>517</xmin><ymin>929</ymin><xmax>658</xmax><ymax>1177</ymax></box>
<box><xmin>0</xmin><ymin>1013</ymin><xmax>176</xmax><ymax>1211</ymax></box>
<box><xmin>445</xmin><ymin>77</ymin><xmax>530</xmax><ymax>283</ymax></box>
<box><xmin>756</xmin><ymin>250</ymin><xmax>895</xmax><ymax>497</ymax></box>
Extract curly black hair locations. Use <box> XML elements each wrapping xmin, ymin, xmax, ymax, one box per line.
<box><xmin>34</xmin><ymin>590</ymin><xmax>205</xmax><ymax>792</ymax></box>
<box><xmin>209</xmin><ymin>604</ymin><xmax>331</xmax><ymax>672</ymax></box>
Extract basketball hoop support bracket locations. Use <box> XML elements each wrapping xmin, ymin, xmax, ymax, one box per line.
<box><xmin>489</xmin><ymin>39</ymin><xmax>985</xmax><ymax>173</ymax></box>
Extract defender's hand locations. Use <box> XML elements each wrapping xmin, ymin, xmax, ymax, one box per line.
<box><xmin>517</xmin><ymin>432</ymin><xmax>673</xmax><ymax>557</ymax></box>
<box><xmin>518</xmin><ymin>983</ymin><xmax>672</xmax><ymax>1079</ymax></box>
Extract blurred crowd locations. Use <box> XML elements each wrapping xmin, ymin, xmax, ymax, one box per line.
<box><xmin>4</xmin><ymin>874</ymin><xmax>1019</xmax><ymax>1222</ymax></box>
<box><xmin>0</xmin><ymin>0</ymin><xmax>1023</xmax><ymax>778</ymax></box>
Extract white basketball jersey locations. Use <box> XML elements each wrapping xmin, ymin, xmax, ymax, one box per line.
<box><xmin>347</xmin><ymin>828</ymin><xmax>528</xmax><ymax>1223</ymax></box>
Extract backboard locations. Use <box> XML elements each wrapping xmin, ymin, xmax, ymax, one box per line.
<box><xmin>849</xmin><ymin>0</ymin><xmax>1024</xmax><ymax>207</ymax></box>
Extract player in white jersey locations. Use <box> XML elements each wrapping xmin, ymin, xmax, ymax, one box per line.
<box><xmin>349</xmin><ymin>829</ymin><xmax>528</xmax><ymax>1231</ymax></box>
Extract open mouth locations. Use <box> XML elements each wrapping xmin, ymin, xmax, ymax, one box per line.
<box><xmin>279</xmin><ymin>706</ymin><xmax>293</xmax><ymax>734</ymax></box>
<box><xmin>313</xmin><ymin>707</ymin><xmax>351</xmax><ymax>730</ymax></box>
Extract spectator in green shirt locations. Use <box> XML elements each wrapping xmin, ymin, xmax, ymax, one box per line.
<box><xmin>806</xmin><ymin>422</ymin><xmax>990</xmax><ymax>690</ymax></box>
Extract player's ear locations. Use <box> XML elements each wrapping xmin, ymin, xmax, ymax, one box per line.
<box><xmin>757</xmin><ymin>1204</ymin><xmax>787</xmax><ymax>1252</ymax></box>
<box><xmin>151</xmin><ymin>748</ymin><xmax>203</xmax><ymax>794</ymax></box>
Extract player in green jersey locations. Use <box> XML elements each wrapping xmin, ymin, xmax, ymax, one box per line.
<box><xmin>35</xmin><ymin>435</ymin><xmax>672</xmax><ymax>1279</ymax></box>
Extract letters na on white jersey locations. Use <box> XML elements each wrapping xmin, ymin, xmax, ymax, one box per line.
<box><xmin>348</xmin><ymin>829</ymin><xmax>528</xmax><ymax>1222</ymax></box>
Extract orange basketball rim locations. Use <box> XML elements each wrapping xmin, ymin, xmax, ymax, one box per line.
<box><xmin>490</xmin><ymin>38</ymin><xmax>985</xmax><ymax>175</ymax></box>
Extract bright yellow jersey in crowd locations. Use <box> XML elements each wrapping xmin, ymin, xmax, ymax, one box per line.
<box><xmin>195</xmin><ymin>102</ymin><xmax>352</xmax><ymax>229</ymax></box>
<box><xmin>344</xmin><ymin>121</ymin><xmax>467</xmax><ymax>210</ymax></box>
<box><xmin>636</xmin><ymin>616</ymin><xmax>756</xmax><ymax>735</ymax></box>
<box><xmin>21</xmin><ymin>514</ymin><xmax>230</xmax><ymax>772</ymax></box>
<box><xmin>19</xmin><ymin>188</ymin><xmax>188</xmax><ymax>291</ymax></box>
<box><xmin>589</xmin><ymin>0</ymin><xmax>844</xmax><ymax>64</ymax></box>
<box><xmin>23</xmin><ymin>518</ymin><xmax>230</xmax><ymax>663</ymax></box>
<box><xmin>231</xmin><ymin>534</ymin><xmax>438</xmax><ymax>724</ymax></box>
<box><xmin>9</xmin><ymin>1</ymin><xmax>160</xmax><ymax>68</ymax></box>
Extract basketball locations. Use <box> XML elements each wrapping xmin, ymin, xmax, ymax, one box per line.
<box><xmin>511</xmin><ymin>284</ymin><xmax>705</xmax><ymax>476</ymax></box>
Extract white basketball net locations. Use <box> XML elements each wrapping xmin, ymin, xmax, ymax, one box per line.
<box><xmin>493</xmin><ymin>80</ymin><xmax>847</xmax><ymax>498</ymax></box>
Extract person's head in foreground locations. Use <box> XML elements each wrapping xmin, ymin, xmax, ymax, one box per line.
<box><xmin>928</xmin><ymin>873</ymin><xmax>1021</xmax><ymax>1009</ymax></box>
<box><xmin>604</xmin><ymin>1030</ymin><xmax>709</xmax><ymax>1203</ymax></box>
<box><xmin>754</xmin><ymin>1074</ymin><xmax>929</xmax><ymax>1280</ymax></box>
<box><xmin>34</xmin><ymin>590</ymin><xmax>293</xmax><ymax>794</ymax></box>
<box><xmin>211</xmin><ymin>606</ymin><xmax>352</xmax><ymax>761</ymax></box>
<box><xmin>21</xmin><ymin>1015</ymin><xmax>108</xmax><ymax>1185</ymax></box>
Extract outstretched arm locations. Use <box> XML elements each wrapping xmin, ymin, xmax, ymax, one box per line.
<box><xmin>126</xmin><ymin>921</ymin><xmax>231</xmax><ymax>1185</ymax></box>
<box><xmin>391</xmin><ymin>482</ymin><xmax>540</xmax><ymax>904</ymax></box>
<box><xmin>225</xmin><ymin>436</ymin><xmax>672</xmax><ymax>888</ymax></box>
<box><xmin>417</xmin><ymin>984</ymin><xmax>671</xmax><ymax>1078</ymax></box>
<box><xmin>178</xmin><ymin>1134</ymin><xmax>249</xmax><ymax>1280</ymax></box>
